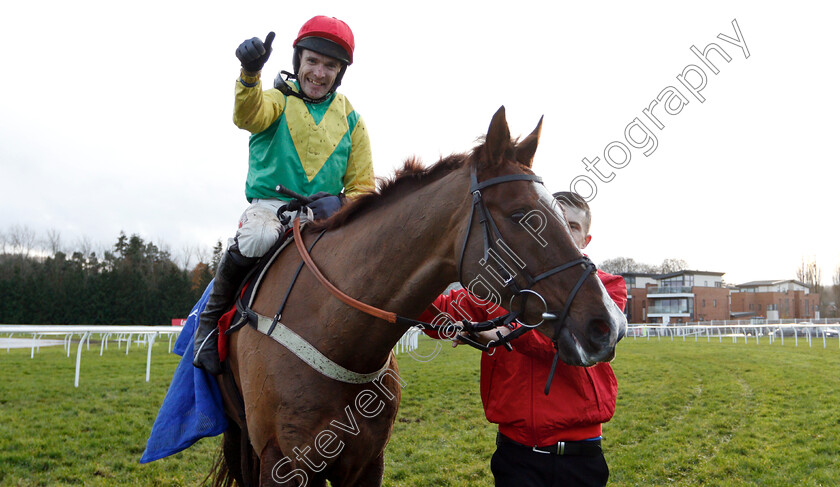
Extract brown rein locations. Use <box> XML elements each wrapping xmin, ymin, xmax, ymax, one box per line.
<box><xmin>293</xmin><ymin>218</ymin><xmax>399</xmax><ymax>323</ymax></box>
<box><xmin>290</xmin><ymin>217</ymin><xmax>522</xmax><ymax>354</ymax></box>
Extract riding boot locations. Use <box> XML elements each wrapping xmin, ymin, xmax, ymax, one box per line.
<box><xmin>193</xmin><ymin>249</ymin><xmax>255</xmax><ymax>375</ymax></box>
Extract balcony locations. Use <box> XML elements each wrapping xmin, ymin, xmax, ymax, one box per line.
<box><xmin>647</xmin><ymin>286</ymin><xmax>693</xmax><ymax>297</ymax></box>
<box><xmin>648</xmin><ymin>305</ymin><xmax>692</xmax><ymax>315</ymax></box>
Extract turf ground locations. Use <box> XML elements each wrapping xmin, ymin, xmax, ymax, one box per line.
<box><xmin>0</xmin><ymin>335</ymin><xmax>837</xmax><ymax>486</ymax></box>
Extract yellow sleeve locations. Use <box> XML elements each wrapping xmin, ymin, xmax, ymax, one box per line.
<box><xmin>233</xmin><ymin>70</ymin><xmax>286</xmax><ymax>134</ymax></box>
<box><xmin>343</xmin><ymin>116</ymin><xmax>375</xmax><ymax>199</ymax></box>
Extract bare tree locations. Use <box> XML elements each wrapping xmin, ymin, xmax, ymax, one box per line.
<box><xmin>599</xmin><ymin>256</ymin><xmax>690</xmax><ymax>275</ymax></box>
<box><xmin>9</xmin><ymin>224</ymin><xmax>37</xmax><ymax>257</ymax></box>
<box><xmin>177</xmin><ymin>243</ymin><xmax>195</xmax><ymax>270</ymax></box>
<box><xmin>194</xmin><ymin>244</ymin><xmax>210</xmax><ymax>268</ymax></box>
<box><xmin>599</xmin><ymin>257</ymin><xmax>656</xmax><ymax>274</ymax></box>
<box><xmin>74</xmin><ymin>235</ymin><xmax>95</xmax><ymax>258</ymax></box>
<box><xmin>175</xmin><ymin>243</ymin><xmax>214</xmax><ymax>270</ymax></box>
<box><xmin>599</xmin><ymin>257</ymin><xmax>635</xmax><ymax>274</ymax></box>
<box><xmin>658</xmin><ymin>258</ymin><xmax>689</xmax><ymax>274</ymax></box>
<box><xmin>796</xmin><ymin>256</ymin><xmax>822</xmax><ymax>295</ymax></box>
<box><xmin>44</xmin><ymin>228</ymin><xmax>63</xmax><ymax>255</ymax></box>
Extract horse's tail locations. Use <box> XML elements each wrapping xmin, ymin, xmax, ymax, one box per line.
<box><xmin>206</xmin><ymin>440</ymin><xmax>235</xmax><ymax>487</ymax></box>
<box><xmin>206</xmin><ymin>424</ymin><xmax>257</xmax><ymax>487</ymax></box>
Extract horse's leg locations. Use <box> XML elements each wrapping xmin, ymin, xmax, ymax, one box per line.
<box><xmin>222</xmin><ymin>426</ymin><xmax>245</xmax><ymax>487</ymax></box>
<box><xmin>224</xmin><ymin>330</ymin><xmax>265</xmax><ymax>486</ymax></box>
<box><xmin>222</xmin><ymin>423</ymin><xmax>240</xmax><ymax>485</ymax></box>
<box><xmin>337</xmin><ymin>452</ymin><xmax>385</xmax><ymax>487</ymax></box>
<box><xmin>257</xmin><ymin>438</ymin><xmax>327</xmax><ymax>487</ymax></box>
<box><xmin>239</xmin><ymin>424</ymin><xmax>261</xmax><ymax>486</ymax></box>
<box><xmin>205</xmin><ymin>426</ymin><xmax>245</xmax><ymax>487</ymax></box>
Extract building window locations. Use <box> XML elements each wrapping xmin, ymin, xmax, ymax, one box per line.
<box><xmin>713</xmin><ymin>299</ymin><xmax>717</xmax><ymax>308</ymax></box>
<box><xmin>758</xmin><ymin>304</ymin><xmax>762</xmax><ymax>311</ymax></box>
<box><xmin>702</xmin><ymin>299</ymin><xmax>706</xmax><ymax>307</ymax></box>
<box><xmin>749</xmin><ymin>303</ymin><xmax>754</xmax><ymax>310</ymax></box>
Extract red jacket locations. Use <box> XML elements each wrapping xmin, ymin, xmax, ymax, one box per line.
<box><xmin>419</xmin><ymin>270</ymin><xmax>626</xmax><ymax>446</ymax></box>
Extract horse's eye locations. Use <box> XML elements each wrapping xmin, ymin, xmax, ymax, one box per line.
<box><xmin>511</xmin><ymin>211</ymin><xmax>526</xmax><ymax>221</ymax></box>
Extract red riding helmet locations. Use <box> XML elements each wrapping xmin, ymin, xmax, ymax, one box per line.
<box><xmin>293</xmin><ymin>15</ymin><xmax>354</xmax><ymax>67</ymax></box>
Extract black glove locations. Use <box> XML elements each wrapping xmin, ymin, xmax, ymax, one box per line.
<box><xmin>236</xmin><ymin>31</ymin><xmax>275</xmax><ymax>72</ymax></box>
<box><xmin>277</xmin><ymin>192</ymin><xmax>342</xmax><ymax>221</ymax></box>
<box><xmin>308</xmin><ymin>194</ymin><xmax>342</xmax><ymax>221</ymax></box>
<box><xmin>280</xmin><ymin>191</ymin><xmax>329</xmax><ymax>213</ymax></box>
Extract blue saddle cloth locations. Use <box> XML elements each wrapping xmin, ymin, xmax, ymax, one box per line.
<box><xmin>140</xmin><ymin>281</ymin><xmax>228</xmax><ymax>463</ymax></box>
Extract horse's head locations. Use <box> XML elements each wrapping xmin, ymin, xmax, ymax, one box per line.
<box><xmin>458</xmin><ymin>106</ymin><xmax>627</xmax><ymax>367</ymax></box>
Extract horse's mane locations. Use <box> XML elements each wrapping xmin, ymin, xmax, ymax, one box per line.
<box><xmin>310</xmin><ymin>152</ymin><xmax>470</xmax><ymax>231</ymax></box>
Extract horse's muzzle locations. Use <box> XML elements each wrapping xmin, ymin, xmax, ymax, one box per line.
<box><xmin>583</xmin><ymin>318</ymin><xmax>619</xmax><ymax>361</ymax></box>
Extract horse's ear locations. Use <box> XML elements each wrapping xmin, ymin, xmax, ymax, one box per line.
<box><xmin>484</xmin><ymin>106</ymin><xmax>512</xmax><ymax>166</ymax></box>
<box><xmin>515</xmin><ymin>115</ymin><xmax>543</xmax><ymax>168</ymax></box>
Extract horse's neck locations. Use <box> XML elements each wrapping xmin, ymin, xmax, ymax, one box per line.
<box><xmin>248</xmin><ymin>167</ymin><xmax>472</xmax><ymax>373</ymax></box>
<box><xmin>324</xmin><ymin>169</ymin><xmax>471</xmax><ymax>320</ymax></box>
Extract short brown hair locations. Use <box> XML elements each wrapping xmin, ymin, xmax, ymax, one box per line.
<box><xmin>552</xmin><ymin>191</ymin><xmax>591</xmax><ymax>234</ymax></box>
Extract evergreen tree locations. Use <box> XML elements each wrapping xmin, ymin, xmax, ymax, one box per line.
<box><xmin>0</xmin><ymin>229</ymin><xmax>213</xmax><ymax>325</ymax></box>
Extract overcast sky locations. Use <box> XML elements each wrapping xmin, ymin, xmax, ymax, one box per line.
<box><xmin>1</xmin><ymin>1</ymin><xmax>838</xmax><ymax>285</ymax></box>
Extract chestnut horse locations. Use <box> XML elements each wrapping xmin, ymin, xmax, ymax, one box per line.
<box><xmin>212</xmin><ymin>107</ymin><xmax>626</xmax><ymax>486</ymax></box>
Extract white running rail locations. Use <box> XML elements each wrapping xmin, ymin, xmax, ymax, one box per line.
<box><xmin>0</xmin><ymin>325</ymin><xmax>183</xmax><ymax>387</ymax></box>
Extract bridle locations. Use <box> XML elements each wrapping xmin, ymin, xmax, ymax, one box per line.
<box><xmin>456</xmin><ymin>165</ymin><xmax>596</xmax><ymax>330</ymax></box>
<box><xmin>290</xmin><ymin>163</ymin><xmax>597</xmax><ymax>393</ymax></box>
<box><xmin>454</xmin><ymin>165</ymin><xmax>598</xmax><ymax>393</ymax></box>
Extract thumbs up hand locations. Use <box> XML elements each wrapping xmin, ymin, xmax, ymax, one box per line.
<box><xmin>235</xmin><ymin>31</ymin><xmax>275</xmax><ymax>73</ymax></box>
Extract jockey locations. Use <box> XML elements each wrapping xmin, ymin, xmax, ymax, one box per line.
<box><xmin>193</xmin><ymin>16</ymin><xmax>375</xmax><ymax>374</ymax></box>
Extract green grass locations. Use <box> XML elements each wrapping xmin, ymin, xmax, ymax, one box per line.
<box><xmin>1</xmin><ymin>336</ymin><xmax>838</xmax><ymax>486</ymax></box>
<box><xmin>0</xmin><ymin>339</ymin><xmax>217</xmax><ymax>486</ymax></box>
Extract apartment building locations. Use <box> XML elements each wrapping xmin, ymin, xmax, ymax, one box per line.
<box><xmin>620</xmin><ymin>272</ymin><xmax>821</xmax><ymax>323</ymax></box>
<box><xmin>622</xmin><ymin>270</ymin><xmax>728</xmax><ymax>324</ymax></box>
<box><xmin>729</xmin><ymin>280</ymin><xmax>820</xmax><ymax>320</ymax></box>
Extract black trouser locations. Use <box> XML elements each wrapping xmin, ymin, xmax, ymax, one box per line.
<box><xmin>491</xmin><ymin>434</ymin><xmax>609</xmax><ymax>487</ymax></box>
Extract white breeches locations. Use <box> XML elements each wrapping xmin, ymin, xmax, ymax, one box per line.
<box><xmin>232</xmin><ymin>199</ymin><xmax>289</xmax><ymax>258</ymax></box>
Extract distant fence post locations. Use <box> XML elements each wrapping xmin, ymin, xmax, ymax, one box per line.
<box><xmin>74</xmin><ymin>331</ymin><xmax>92</xmax><ymax>388</ymax></box>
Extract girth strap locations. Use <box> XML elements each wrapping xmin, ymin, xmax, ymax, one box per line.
<box><xmin>254</xmin><ymin>313</ymin><xmax>391</xmax><ymax>384</ymax></box>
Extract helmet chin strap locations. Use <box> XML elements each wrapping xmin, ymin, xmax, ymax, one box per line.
<box><xmin>274</xmin><ymin>66</ymin><xmax>346</xmax><ymax>104</ymax></box>
<box><xmin>274</xmin><ymin>71</ymin><xmax>329</xmax><ymax>104</ymax></box>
